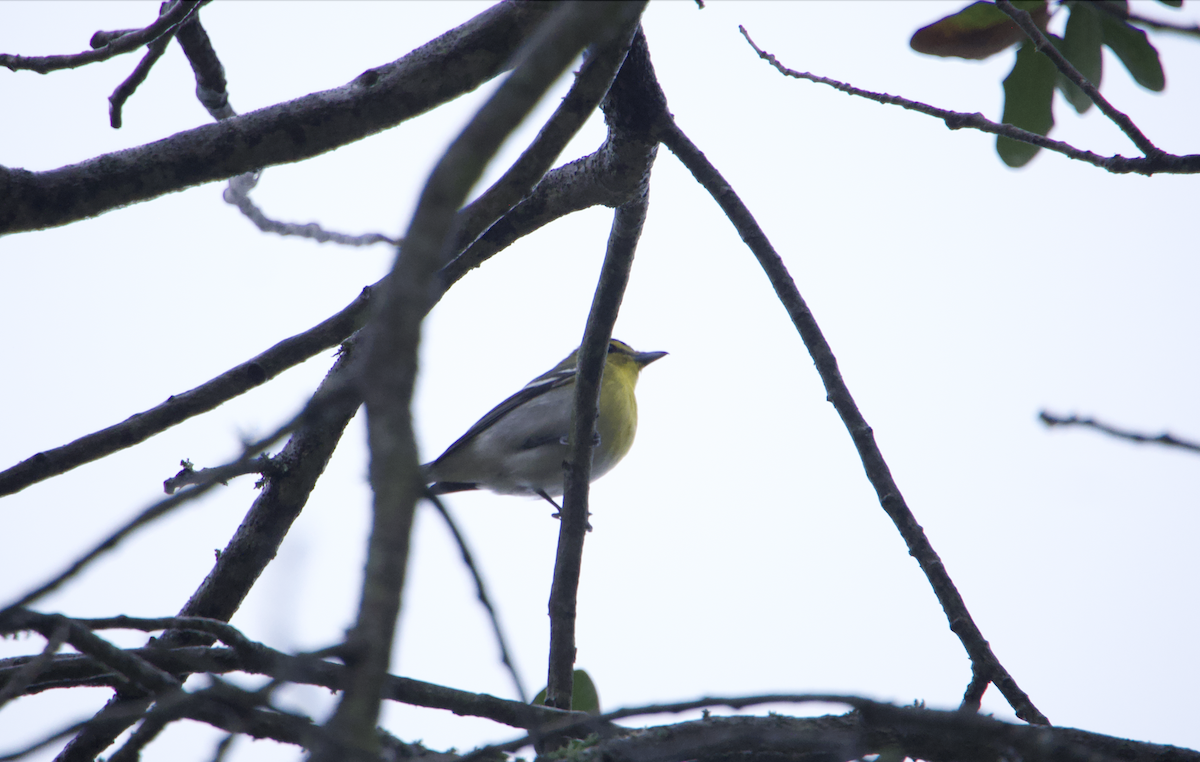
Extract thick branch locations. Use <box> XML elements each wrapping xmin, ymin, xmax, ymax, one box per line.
<box><xmin>0</xmin><ymin>2</ymin><xmax>558</xmax><ymax>236</ymax></box>
<box><xmin>459</xmin><ymin>693</ymin><xmax>1198</xmax><ymax>762</ymax></box>
<box><xmin>0</xmin><ymin>643</ymin><xmax>582</xmax><ymax>732</ymax></box>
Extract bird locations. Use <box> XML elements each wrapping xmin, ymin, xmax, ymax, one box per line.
<box><xmin>423</xmin><ymin>338</ymin><xmax>666</xmax><ymax>512</ymax></box>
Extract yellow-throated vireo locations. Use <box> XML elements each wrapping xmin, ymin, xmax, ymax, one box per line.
<box><xmin>424</xmin><ymin>338</ymin><xmax>666</xmax><ymax>510</ymax></box>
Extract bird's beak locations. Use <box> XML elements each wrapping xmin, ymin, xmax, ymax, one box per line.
<box><xmin>634</xmin><ymin>350</ymin><xmax>668</xmax><ymax>367</ymax></box>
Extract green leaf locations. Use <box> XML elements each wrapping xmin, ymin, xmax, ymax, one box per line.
<box><xmin>910</xmin><ymin>1</ymin><xmax>1049</xmax><ymax>60</ymax></box>
<box><xmin>1098</xmin><ymin>12</ymin><xmax>1165</xmax><ymax>91</ymax></box>
<box><xmin>998</xmin><ymin>41</ymin><xmax>1057</xmax><ymax>167</ymax></box>
<box><xmin>1155</xmin><ymin>0</ymin><xmax>1182</xmax><ymax>8</ymax></box>
<box><xmin>1055</xmin><ymin>3</ymin><xmax>1103</xmax><ymax>113</ymax></box>
<box><xmin>532</xmin><ymin>669</ymin><xmax>601</xmax><ymax>714</ymax></box>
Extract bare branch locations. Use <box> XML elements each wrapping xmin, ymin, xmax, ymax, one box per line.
<box><xmin>173</xmin><ymin>10</ymin><xmax>397</xmax><ymax>246</ymax></box>
<box><xmin>162</xmin><ymin>455</ymin><xmax>269</xmax><ymax>495</ymax></box>
<box><xmin>0</xmin><ymin>2</ymin><xmax>559</xmax><ymax>237</ymax></box>
<box><xmin>451</xmin><ymin>19</ymin><xmax>638</xmax><ymax>253</ymax></box>
<box><xmin>0</xmin><ymin>698</ymin><xmax>155</xmax><ymax>762</ymax></box>
<box><xmin>1118</xmin><ymin>9</ymin><xmax>1200</xmax><ymax>38</ymax></box>
<box><xmin>0</xmin><ymin>618</ymin><xmax>67</xmax><ymax>709</ymax></box>
<box><xmin>0</xmin><ymin>642</ymin><xmax>584</xmax><ymax>732</ymax></box>
<box><xmin>440</xmin><ymin>136</ymin><xmax>658</xmax><ymax>288</ymax></box>
<box><xmin>2</xmin><ymin>611</ymin><xmax>181</xmax><ymax>697</ymax></box>
<box><xmin>655</xmin><ymin>119</ymin><xmax>1049</xmax><ymax>726</ymax></box>
<box><xmin>0</xmin><ymin>286</ymin><xmax>369</xmax><ymax>498</ymax></box>
<box><xmin>0</xmin><ymin>412</ymin><xmax>302</xmax><ymax>618</ymax></box>
<box><xmin>462</xmin><ymin>694</ymin><xmax>1198</xmax><ymax>762</ymax></box>
<box><xmin>0</xmin><ymin>1</ymin><xmax>207</xmax><ymax>74</ymax></box>
<box><xmin>960</xmin><ymin>662</ymin><xmax>990</xmax><ymax>713</ymax></box>
<box><xmin>222</xmin><ymin>173</ymin><xmax>398</xmax><ymax>246</ymax></box>
<box><xmin>738</xmin><ymin>27</ymin><xmax>1200</xmax><ymax>177</ymax></box>
<box><xmin>108</xmin><ymin>31</ymin><xmax>174</xmax><ymax>129</ymax></box>
<box><xmin>427</xmin><ymin>497</ymin><xmax>528</xmax><ymax>703</ymax></box>
<box><xmin>1040</xmin><ymin>411</ymin><xmax>1200</xmax><ymax>454</ymax></box>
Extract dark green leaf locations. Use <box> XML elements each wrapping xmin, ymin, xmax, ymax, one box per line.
<box><xmin>1098</xmin><ymin>12</ymin><xmax>1165</xmax><ymax>91</ymax></box>
<box><xmin>998</xmin><ymin>41</ymin><xmax>1057</xmax><ymax>167</ymax></box>
<box><xmin>1155</xmin><ymin>0</ymin><xmax>1182</xmax><ymax>8</ymax></box>
<box><xmin>1056</xmin><ymin>4</ymin><xmax>1103</xmax><ymax>113</ymax></box>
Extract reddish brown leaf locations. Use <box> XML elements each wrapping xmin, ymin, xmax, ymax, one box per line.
<box><xmin>911</xmin><ymin>1</ymin><xmax>1050</xmax><ymax>60</ymax></box>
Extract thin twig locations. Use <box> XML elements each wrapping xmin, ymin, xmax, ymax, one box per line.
<box><xmin>221</xmin><ymin>173</ymin><xmax>399</xmax><ymax>246</ymax></box>
<box><xmin>737</xmin><ymin>27</ymin><xmax>1200</xmax><ymax>177</ymax></box>
<box><xmin>0</xmin><ymin>413</ymin><xmax>303</xmax><ymax>618</ymax></box>
<box><xmin>108</xmin><ymin>31</ymin><xmax>174</xmax><ymax>129</ymax></box>
<box><xmin>162</xmin><ymin>455</ymin><xmax>270</xmax><ymax>494</ymax></box>
<box><xmin>1039</xmin><ymin>411</ymin><xmax>1200</xmax><ymax>454</ymax></box>
<box><xmin>210</xmin><ymin>733</ymin><xmax>238</xmax><ymax>762</ymax></box>
<box><xmin>71</xmin><ymin>615</ymin><xmax>269</xmax><ymax>659</ymax></box>
<box><xmin>426</xmin><ymin>497</ymin><xmax>528</xmax><ymax>703</ymax></box>
<box><xmin>1119</xmin><ymin>9</ymin><xmax>1200</xmax><ymax>38</ymax></box>
<box><xmin>0</xmin><ymin>285</ymin><xmax>371</xmax><ymax>498</ymax></box>
<box><xmin>0</xmin><ymin>618</ymin><xmax>68</xmax><ymax>709</ymax></box>
<box><xmin>960</xmin><ymin>662</ymin><xmax>990</xmax><ymax>713</ymax></box>
<box><xmin>106</xmin><ymin>712</ymin><xmax>169</xmax><ymax>762</ymax></box>
<box><xmin>0</xmin><ymin>1</ymin><xmax>207</xmax><ymax>74</ymax></box>
<box><xmin>0</xmin><ymin>697</ymin><xmax>155</xmax><ymax>762</ymax></box>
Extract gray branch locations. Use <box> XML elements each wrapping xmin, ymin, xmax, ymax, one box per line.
<box><xmin>0</xmin><ymin>2</ymin><xmax>558</xmax><ymax>237</ymax></box>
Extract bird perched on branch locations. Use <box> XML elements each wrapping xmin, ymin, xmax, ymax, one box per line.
<box><xmin>424</xmin><ymin>338</ymin><xmax>666</xmax><ymax>511</ymax></box>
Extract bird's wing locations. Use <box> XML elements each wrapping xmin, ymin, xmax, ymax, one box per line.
<box><xmin>432</xmin><ymin>368</ymin><xmax>575</xmax><ymax>463</ymax></box>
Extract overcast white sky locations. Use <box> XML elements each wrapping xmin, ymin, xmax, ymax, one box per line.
<box><xmin>2</xmin><ymin>2</ymin><xmax>1199</xmax><ymax>761</ymax></box>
